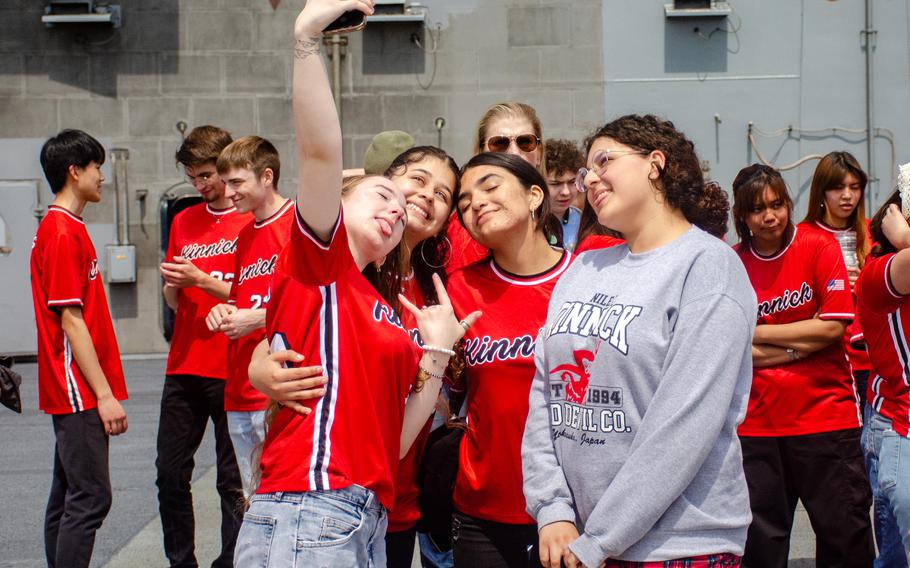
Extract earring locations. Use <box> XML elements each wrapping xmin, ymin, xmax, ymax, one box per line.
<box><xmin>530</xmin><ymin>209</ymin><xmax>537</xmax><ymax>221</ymax></box>
<box><xmin>374</xmin><ymin>256</ymin><xmax>385</xmax><ymax>272</ymax></box>
<box><xmin>419</xmin><ymin>236</ymin><xmax>452</xmax><ymax>269</ymax></box>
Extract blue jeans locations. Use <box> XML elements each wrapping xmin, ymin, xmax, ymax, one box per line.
<box><xmin>226</xmin><ymin>410</ymin><xmax>266</xmax><ymax>497</ymax></box>
<box><xmin>419</xmin><ymin>531</ymin><xmax>454</xmax><ymax>568</ymax></box>
<box><xmin>234</xmin><ymin>485</ymin><xmax>387</xmax><ymax>567</ymax></box>
<box><xmin>861</xmin><ymin>405</ymin><xmax>908</xmax><ymax>567</ymax></box>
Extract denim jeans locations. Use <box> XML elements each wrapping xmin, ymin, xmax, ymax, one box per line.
<box><xmin>226</xmin><ymin>410</ymin><xmax>266</xmax><ymax>497</ymax></box>
<box><xmin>419</xmin><ymin>531</ymin><xmax>454</xmax><ymax>568</ymax></box>
<box><xmin>861</xmin><ymin>405</ymin><xmax>908</xmax><ymax>567</ymax></box>
<box><xmin>234</xmin><ymin>485</ymin><xmax>387</xmax><ymax>568</ymax></box>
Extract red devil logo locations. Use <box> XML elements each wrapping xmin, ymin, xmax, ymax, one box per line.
<box><xmin>550</xmin><ymin>347</ymin><xmax>597</xmax><ymax>404</ymax></box>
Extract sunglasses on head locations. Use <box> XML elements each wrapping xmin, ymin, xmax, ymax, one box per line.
<box><xmin>575</xmin><ymin>148</ymin><xmax>649</xmax><ymax>192</ymax></box>
<box><xmin>485</xmin><ymin>134</ymin><xmax>541</xmax><ymax>153</ymax></box>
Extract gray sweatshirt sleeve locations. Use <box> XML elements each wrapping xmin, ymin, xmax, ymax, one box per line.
<box><xmin>522</xmin><ymin>334</ymin><xmax>577</xmax><ymax>528</ymax></box>
<box><xmin>569</xmin><ymin>292</ymin><xmax>753</xmax><ymax>567</ymax></box>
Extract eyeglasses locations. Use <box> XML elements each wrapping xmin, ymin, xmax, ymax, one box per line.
<box><xmin>186</xmin><ymin>171</ymin><xmax>217</xmax><ymax>185</ymax></box>
<box><xmin>575</xmin><ymin>149</ymin><xmax>648</xmax><ymax>192</ymax></box>
<box><xmin>485</xmin><ymin>134</ymin><xmax>541</xmax><ymax>153</ymax></box>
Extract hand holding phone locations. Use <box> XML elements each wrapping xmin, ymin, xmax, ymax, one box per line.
<box><xmin>294</xmin><ymin>0</ymin><xmax>373</xmax><ymax>39</ymax></box>
<box><xmin>324</xmin><ymin>9</ymin><xmax>367</xmax><ymax>34</ymax></box>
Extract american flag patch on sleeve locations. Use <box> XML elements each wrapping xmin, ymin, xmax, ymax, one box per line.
<box><xmin>827</xmin><ymin>279</ymin><xmax>845</xmax><ymax>291</ymax></box>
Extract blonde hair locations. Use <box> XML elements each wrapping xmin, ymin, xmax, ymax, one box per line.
<box><xmin>473</xmin><ymin>102</ymin><xmax>547</xmax><ymax>178</ymax></box>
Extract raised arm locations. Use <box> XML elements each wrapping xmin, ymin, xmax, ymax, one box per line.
<box><xmin>882</xmin><ymin>203</ymin><xmax>910</xmax><ymax>294</ymax></box>
<box><xmin>398</xmin><ymin>274</ymin><xmax>481</xmax><ymax>457</ymax></box>
<box><xmin>292</xmin><ymin>0</ymin><xmax>375</xmax><ymax>240</ymax></box>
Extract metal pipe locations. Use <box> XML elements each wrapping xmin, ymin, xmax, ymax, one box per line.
<box><xmin>324</xmin><ymin>35</ymin><xmax>347</xmax><ymax>118</ymax></box>
<box><xmin>110</xmin><ymin>148</ymin><xmax>131</xmax><ymax>246</ymax></box>
<box><xmin>864</xmin><ymin>0</ymin><xmax>877</xmax><ymax>207</ymax></box>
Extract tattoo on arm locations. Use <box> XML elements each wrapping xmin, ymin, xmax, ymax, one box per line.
<box><xmin>294</xmin><ymin>37</ymin><xmax>321</xmax><ymax>59</ymax></box>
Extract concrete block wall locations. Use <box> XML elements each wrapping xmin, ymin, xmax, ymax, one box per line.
<box><xmin>340</xmin><ymin>0</ymin><xmax>605</xmax><ymax>166</ymax></box>
<box><xmin>0</xmin><ymin>0</ymin><xmax>604</xmax><ymax>354</ymax></box>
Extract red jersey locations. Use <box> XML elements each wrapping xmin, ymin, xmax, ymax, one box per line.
<box><xmin>799</xmin><ymin>220</ymin><xmax>872</xmax><ymax>373</ymax></box>
<box><xmin>448</xmin><ymin>251</ymin><xmax>572</xmax><ymax>524</ymax></box>
<box><xmin>30</xmin><ymin>205</ymin><xmax>128</xmax><ymax>414</ymax></box>
<box><xmin>856</xmin><ymin>254</ymin><xmax>910</xmax><ymax>435</ymax></box>
<box><xmin>257</xmin><ymin>208</ymin><xmax>420</xmax><ymax>509</ymax></box>
<box><xmin>224</xmin><ymin>199</ymin><xmax>294</xmax><ymax>411</ymax></box>
<box><xmin>574</xmin><ymin>234</ymin><xmax>625</xmax><ymax>254</ymax></box>
<box><xmin>388</xmin><ymin>273</ymin><xmax>429</xmax><ymax>532</ymax></box>
<box><xmin>165</xmin><ymin>203</ymin><xmax>251</xmax><ymax>379</ymax></box>
<box><xmin>736</xmin><ymin>225</ymin><xmax>860</xmax><ymax>436</ymax></box>
<box><xmin>446</xmin><ymin>216</ymin><xmax>489</xmax><ymax>274</ymax></box>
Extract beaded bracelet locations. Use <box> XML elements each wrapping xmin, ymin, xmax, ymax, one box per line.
<box><xmin>419</xmin><ymin>365</ymin><xmax>445</xmax><ymax>380</ymax></box>
<box><xmin>422</xmin><ymin>344</ymin><xmax>456</xmax><ymax>357</ymax></box>
<box><xmin>415</xmin><ymin>365</ymin><xmax>445</xmax><ymax>392</ymax></box>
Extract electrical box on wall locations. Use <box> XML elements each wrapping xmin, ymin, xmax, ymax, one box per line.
<box><xmin>106</xmin><ymin>244</ymin><xmax>135</xmax><ymax>283</ymax></box>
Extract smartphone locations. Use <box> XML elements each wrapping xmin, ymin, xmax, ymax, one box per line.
<box><xmin>324</xmin><ymin>10</ymin><xmax>367</xmax><ymax>35</ymax></box>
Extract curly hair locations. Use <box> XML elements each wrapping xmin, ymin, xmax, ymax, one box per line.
<box><xmin>693</xmin><ymin>181</ymin><xmax>731</xmax><ymax>239</ymax></box>
<box><xmin>545</xmin><ymin>139</ymin><xmax>584</xmax><ymax>178</ymax></box>
<box><xmin>584</xmin><ymin>114</ymin><xmax>725</xmax><ymax>235</ymax></box>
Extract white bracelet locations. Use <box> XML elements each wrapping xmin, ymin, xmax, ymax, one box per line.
<box><xmin>422</xmin><ymin>344</ymin><xmax>456</xmax><ymax>357</ymax></box>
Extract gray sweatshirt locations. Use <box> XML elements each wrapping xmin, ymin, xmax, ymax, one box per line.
<box><xmin>522</xmin><ymin>227</ymin><xmax>756</xmax><ymax>566</ymax></box>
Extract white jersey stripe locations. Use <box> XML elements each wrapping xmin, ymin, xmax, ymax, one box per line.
<box><xmin>319</xmin><ymin>283</ymin><xmax>340</xmax><ymax>489</ymax></box>
<box><xmin>294</xmin><ymin>202</ymin><xmax>340</xmax><ymax>251</ymax></box>
<box><xmin>309</xmin><ymin>288</ymin><xmax>329</xmax><ymax>489</ymax></box>
<box><xmin>62</xmin><ymin>335</ymin><xmax>83</xmax><ymax>412</ymax></box>
<box><xmin>889</xmin><ymin>309</ymin><xmax>910</xmax><ymax>386</ymax></box>
<box><xmin>48</xmin><ymin>298</ymin><xmax>84</xmax><ymax>306</ymax></box>
<box><xmin>310</xmin><ymin>284</ymin><xmax>340</xmax><ymax>490</ymax></box>
<box><xmin>872</xmin><ymin>374</ymin><xmax>884</xmax><ymax>413</ymax></box>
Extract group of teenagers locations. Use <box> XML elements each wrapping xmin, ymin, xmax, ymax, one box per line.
<box><xmin>28</xmin><ymin>1</ymin><xmax>910</xmax><ymax>568</ymax></box>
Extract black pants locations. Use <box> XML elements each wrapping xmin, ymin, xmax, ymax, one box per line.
<box><xmin>740</xmin><ymin>428</ymin><xmax>874</xmax><ymax>568</ymax></box>
<box><xmin>45</xmin><ymin>408</ymin><xmax>112</xmax><ymax>568</ymax></box>
<box><xmin>855</xmin><ymin>369</ymin><xmax>870</xmax><ymax>412</ymax></box>
<box><xmin>386</xmin><ymin>526</ymin><xmax>418</xmax><ymax>568</ymax></box>
<box><xmin>453</xmin><ymin>510</ymin><xmax>541</xmax><ymax>568</ymax></box>
<box><xmin>155</xmin><ymin>375</ymin><xmax>242</xmax><ymax>568</ymax></box>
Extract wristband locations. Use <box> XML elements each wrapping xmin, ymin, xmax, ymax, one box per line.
<box><xmin>422</xmin><ymin>344</ymin><xmax>456</xmax><ymax>357</ymax></box>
